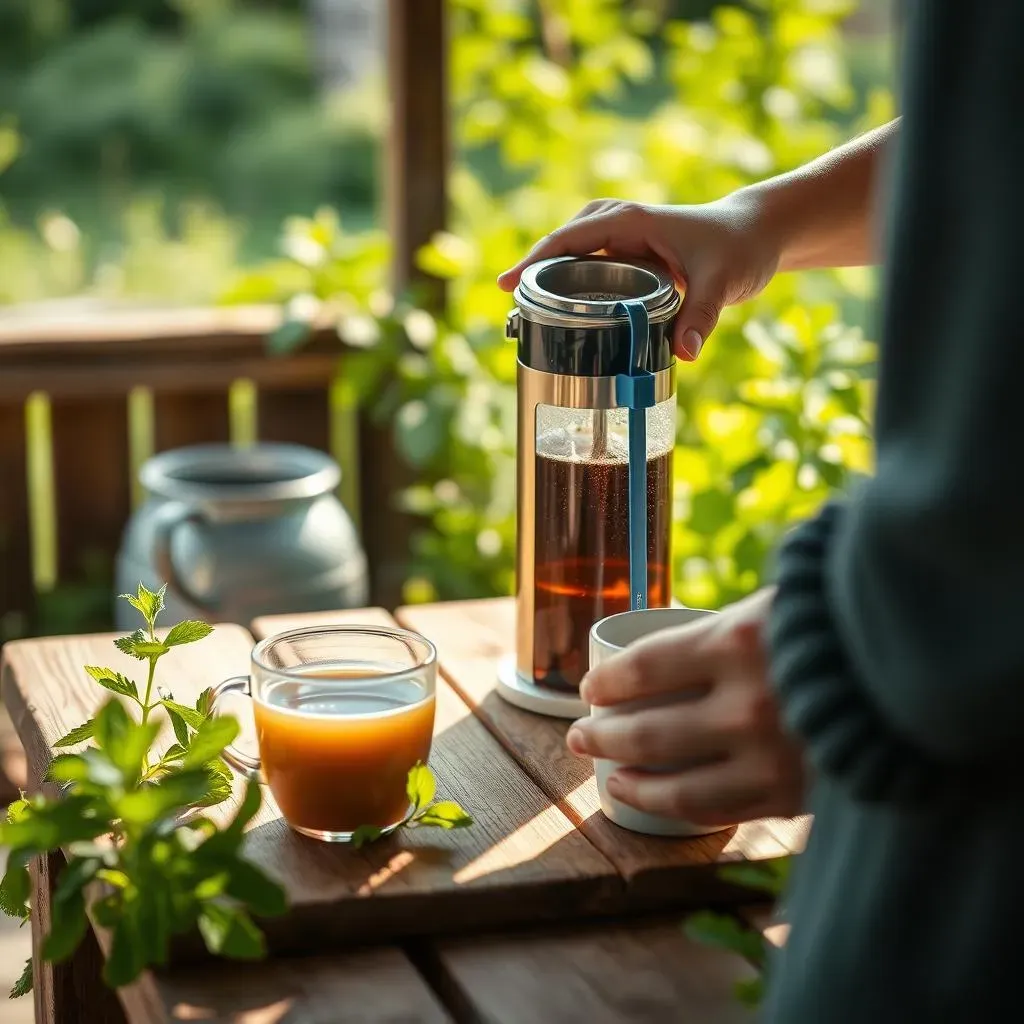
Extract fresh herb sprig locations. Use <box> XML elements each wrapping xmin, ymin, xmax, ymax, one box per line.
<box><xmin>351</xmin><ymin>762</ymin><xmax>474</xmax><ymax>849</ymax></box>
<box><xmin>0</xmin><ymin>584</ymin><xmax>286</xmax><ymax>1000</ymax></box>
<box><xmin>684</xmin><ymin>858</ymin><xmax>791</xmax><ymax>1008</ymax></box>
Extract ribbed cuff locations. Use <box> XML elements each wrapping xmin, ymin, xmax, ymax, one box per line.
<box><xmin>768</xmin><ymin>502</ymin><xmax>952</xmax><ymax>804</ymax></box>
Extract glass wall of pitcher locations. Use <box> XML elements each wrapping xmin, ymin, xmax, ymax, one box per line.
<box><xmin>531</xmin><ymin>398</ymin><xmax>676</xmax><ymax>691</ymax></box>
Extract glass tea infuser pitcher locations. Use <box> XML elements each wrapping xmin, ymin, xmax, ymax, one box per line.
<box><xmin>497</xmin><ymin>256</ymin><xmax>680</xmax><ymax>718</ymax></box>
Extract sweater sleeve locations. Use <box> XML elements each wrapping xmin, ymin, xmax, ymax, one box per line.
<box><xmin>767</xmin><ymin>2</ymin><xmax>1024</xmax><ymax>802</ymax></box>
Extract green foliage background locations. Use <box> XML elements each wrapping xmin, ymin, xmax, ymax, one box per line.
<box><xmin>227</xmin><ymin>0</ymin><xmax>889</xmax><ymax>609</ymax></box>
<box><xmin>0</xmin><ymin>0</ymin><xmax>892</xmax><ymax>614</ymax></box>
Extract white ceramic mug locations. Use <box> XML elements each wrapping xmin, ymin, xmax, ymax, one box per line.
<box><xmin>588</xmin><ymin>606</ymin><xmax>731</xmax><ymax>837</ymax></box>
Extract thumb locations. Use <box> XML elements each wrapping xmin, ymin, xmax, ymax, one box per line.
<box><xmin>674</xmin><ymin>274</ymin><xmax>725</xmax><ymax>361</ymax></box>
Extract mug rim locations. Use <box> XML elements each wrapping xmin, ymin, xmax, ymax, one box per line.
<box><xmin>251</xmin><ymin>623</ymin><xmax>438</xmax><ymax>683</ymax></box>
<box><xmin>590</xmin><ymin>606</ymin><xmax>715</xmax><ymax>656</ymax></box>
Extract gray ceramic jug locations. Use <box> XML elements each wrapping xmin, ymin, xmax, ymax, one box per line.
<box><xmin>116</xmin><ymin>443</ymin><xmax>368</xmax><ymax>630</ymax></box>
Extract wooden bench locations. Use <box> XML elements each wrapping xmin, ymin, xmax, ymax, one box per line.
<box><xmin>1</xmin><ymin>597</ymin><xmax>800</xmax><ymax>1022</ymax></box>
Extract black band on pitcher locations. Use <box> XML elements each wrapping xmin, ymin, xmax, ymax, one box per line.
<box><xmin>518</xmin><ymin>316</ymin><xmax>675</xmax><ymax>376</ymax></box>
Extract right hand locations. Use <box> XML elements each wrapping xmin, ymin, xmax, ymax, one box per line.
<box><xmin>497</xmin><ymin>192</ymin><xmax>782</xmax><ymax>361</ymax></box>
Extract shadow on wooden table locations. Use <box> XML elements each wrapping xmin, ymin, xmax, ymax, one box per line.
<box><xmin>470</xmin><ymin>688</ymin><xmax>798</xmax><ymax>902</ymax></box>
<box><xmin>222</xmin><ymin>708</ymin><xmax>628</xmax><ymax>960</ymax></box>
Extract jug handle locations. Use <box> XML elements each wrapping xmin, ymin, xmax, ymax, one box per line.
<box><xmin>152</xmin><ymin>502</ymin><xmax>215</xmax><ymax>616</ymax></box>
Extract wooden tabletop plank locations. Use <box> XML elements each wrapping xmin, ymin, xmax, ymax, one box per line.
<box><xmin>420</xmin><ymin>917</ymin><xmax>757</xmax><ymax>1024</ymax></box>
<box><xmin>121</xmin><ymin>948</ymin><xmax>452</xmax><ymax>1024</ymax></box>
<box><xmin>396</xmin><ymin>598</ymin><xmax>810</xmax><ymax>905</ymax></box>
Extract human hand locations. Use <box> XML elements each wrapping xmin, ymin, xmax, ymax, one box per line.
<box><xmin>566</xmin><ymin>589</ymin><xmax>807</xmax><ymax>825</ymax></box>
<box><xmin>497</xmin><ymin>191</ymin><xmax>781</xmax><ymax>361</ymax></box>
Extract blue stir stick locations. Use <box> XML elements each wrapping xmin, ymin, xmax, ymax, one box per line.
<box><xmin>614</xmin><ymin>300</ymin><xmax>655</xmax><ymax>612</ymax></box>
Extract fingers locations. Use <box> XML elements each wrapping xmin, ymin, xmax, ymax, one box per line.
<box><xmin>580</xmin><ymin>615</ymin><xmax>720</xmax><ymax>706</ymax></box>
<box><xmin>566</xmin><ymin>699</ymin><xmax>726</xmax><ymax>764</ymax></box>
<box><xmin>672</xmin><ymin>271</ymin><xmax>726</xmax><ymax>361</ymax></box>
<box><xmin>605</xmin><ymin>760</ymin><xmax>771</xmax><ymax>825</ymax></box>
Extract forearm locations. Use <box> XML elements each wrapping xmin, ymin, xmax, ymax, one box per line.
<box><xmin>741</xmin><ymin>119</ymin><xmax>899</xmax><ymax>272</ymax></box>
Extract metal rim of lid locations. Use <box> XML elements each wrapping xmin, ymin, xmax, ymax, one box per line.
<box><xmin>513</xmin><ymin>255</ymin><xmax>680</xmax><ymax>329</ymax></box>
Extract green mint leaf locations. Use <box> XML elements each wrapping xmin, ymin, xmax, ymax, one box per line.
<box><xmin>114</xmin><ymin>629</ymin><xmax>169</xmax><ymax>662</ymax></box>
<box><xmin>197</xmin><ymin>902</ymin><xmax>266</xmax><ymax>959</ymax></box>
<box><xmin>222</xmin><ymin>778</ymin><xmax>262</xmax><ymax>841</ymax></box>
<box><xmin>84</xmin><ymin>666</ymin><xmax>140</xmax><ymax>703</ymax></box>
<box><xmin>718</xmin><ymin>861</ymin><xmax>788</xmax><ymax>898</ymax></box>
<box><xmin>91</xmin><ymin>894</ymin><xmax>120</xmax><ymax>929</ymax></box>
<box><xmin>159</xmin><ymin>699</ymin><xmax>205</xmax><ymax>731</ymax></box>
<box><xmin>351</xmin><ymin>824</ymin><xmax>383</xmax><ymax>849</ymax></box>
<box><xmin>95</xmin><ymin>702</ymin><xmax>160</xmax><ymax>787</ymax></box>
<box><xmin>734</xmin><ymin>975</ymin><xmax>765</xmax><ymax>1007</ymax></box>
<box><xmin>93</xmin><ymin>699</ymin><xmax>132</xmax><ymax>753</ymax></box>
<box><xmin>44</xmin><ymin>753</ymin><xmax>86</xmax><ymax>786</ymax></box>
<box><xmin>131</xmin><ymin>863</ymin><xmax>173</xmax><ymax>968</ymax></box>
<box><xmin>96</xmin><ymin>868</ymin><xmax>131</xmax><ymax>889</ymax></box>
<box><xmin>414</xmin><ymin>801</ymin><xmax>474</xmax><ymax>830</ymax></box>
<box><xmin>53</xmin><ymin>719</ymin><xmax>96</xmax><ymax>748</ymax></box>
<box><xmin>48</xmin><ymin>749</ymin><xmax>122</xmax><ymax>790</ymax></box>
<box><xmin>183</xmin><ymin>717</ymin><xmax>239</xmax><ymax>768</ymax></box>
<box><xmin>195</xmin><ymin>687</ymin><xmax>215</xmax><ymax>718</ymax></box>
<box><xmin>41</xmin><ymin>886</ymin><xmax>88</xmax><ymax>963</ymax></box>
<box><xmin>104</xmin><ymin>905</ymin><xmax>145</xmax><ymax>988</ymax></box>
<box><xmin>0</xmin><ymin>858</ymin><xmax>30</xmax><ymax>918</ymax></box>
<box><xmin>406</xmin><ymin>762</ymin><xmax>435</xmax><ymax>812</ymax></box>
<box><xmin>53</xmin><ymin>856</ymin><xmax>101</xmax><ymax>906</ymax></box>
<box><xmin>9</xmin><ymin>957</ymin><xmax>32</xmax><ymax>999</ymax></box>
<box><xmin>165</xmin><ymin>708</ymin><xmax>191</xmax><ymax>749</ymax></box>
<box><xmin>684</xmin><ymin>911</ymin><xmax>766</xmax><ymax>969</ymax></box>
<box><xmin>164</xmin><ymin>621</ymin><xmax>214</xmax><ymax>647</ymax></box>
<box><xmin>222</xmin><ymin>859</ymin><xmax>287</xmax><ymax>918</ymax></box>
<box><xmin>119</xmin><ymin>583</ymin><xmax>166</xmax><ymax>626</ymax></box>
<box><xmin>116</xmin><ymin>769</ymin><xmax>211</xmax><ymax>826</ymax></box>
<box><xmin>0</xmin><ymin>794</ymin><xmax>109</xmax><ymax>852</ymax></box>
<box><xmin>168</xmin><ymin>708</ymin><xmax>191</xmax><ymax>749</ymax></box>
<box><xmin>6</xmin><ymin>798</ymin><xmax>29</xmax><ymax>825</ymax></box>
<box><xmin>195</xmin><ymin>760</ymin><xmax>233</xmax><ymax>808</ymax></box>
<box><xmin>161</xmin><ymin>743</ymin><xmax>187</xmax><ymax>763</ymax></box>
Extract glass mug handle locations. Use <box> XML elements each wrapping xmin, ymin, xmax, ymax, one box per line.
<box><xmin>209</xmin><ymin>675</ymin><xmax>263</xmax><ymax>781</ymax></box>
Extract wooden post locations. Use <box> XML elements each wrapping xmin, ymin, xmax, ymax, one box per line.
<box><xmin>359</xmin><ymin>0</ymin><xmax>449</xmax><ymax>608</ymax></box>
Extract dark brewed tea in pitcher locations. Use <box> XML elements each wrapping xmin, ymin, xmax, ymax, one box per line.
<box><xmin>533</xmin><ymin>436</ymin><xmax>672</xmax><ymax>690</ymax></box>
<box><xmin>501</xmin><ymin>255</ymin><xmax>680</xmax><ymax>718</ymax></box>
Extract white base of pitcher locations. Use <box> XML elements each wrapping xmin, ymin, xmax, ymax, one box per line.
<box><xmin>496</xmin><ymin>655</ymin><xmax>588</xmax><ymax>719</ymax></box>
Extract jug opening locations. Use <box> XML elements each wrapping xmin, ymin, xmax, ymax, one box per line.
<box><xmin>140</xmin><ymin>443</ymin><xmax>340</xmax><ymax>505</ymax></box>
<box><xmin>169</xmin><ymin>465</ymin><xmax>307</xmax><ymax>487</ymax></box>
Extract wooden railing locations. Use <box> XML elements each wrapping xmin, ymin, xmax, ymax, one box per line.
<box><xmin>0</xmin><ymin>304</ymin><xmax>392</xmax><ymax>639</ymax></box>
<box><xmin>0</xmin><ymin>0</ymin><xmax>449</xmax><ymax>638</ymax></box>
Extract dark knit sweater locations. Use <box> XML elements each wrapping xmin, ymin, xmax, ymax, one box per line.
<box><xmin>764</xmin><ymin>3</ymin><xmax>1024</xmax><ymax>1021</ymax></box>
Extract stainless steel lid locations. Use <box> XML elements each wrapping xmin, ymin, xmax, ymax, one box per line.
<box><xmin>513</xmin><ymin>256</ymin><xmax>680</xmax><ymax>329</ymax></box>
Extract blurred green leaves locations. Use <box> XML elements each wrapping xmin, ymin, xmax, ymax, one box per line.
<box><xmin>223</xmin><ymin>0</ymin><xmax>885</xmax><ymax>609</ymax></box>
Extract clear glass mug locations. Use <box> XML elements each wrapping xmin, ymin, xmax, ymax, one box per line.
<box><xmin>211</xmin><ymin>625</ymin><xmax>437</xmax><ymax>843</ymax></box>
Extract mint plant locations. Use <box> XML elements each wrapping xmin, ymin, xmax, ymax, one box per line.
<box><xmin>684</xmin><ymin>858</ymin><xmax>791</xmax><ymax>1008</ymax></box>
<box><xmin>352</xmin><ymin>761</ymin><xmax>474</xmax><ymax>848</ymax></box>
<box><xmin>0</xmin><ymin>584</ymin><xmax>286</xmax><ymax>999</ymax></box>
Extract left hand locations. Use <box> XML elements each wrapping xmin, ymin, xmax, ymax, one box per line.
<box><xmin>566</xmin><ymin>589</ymin><xmax>807</xmax><ymax>825</ymax></box>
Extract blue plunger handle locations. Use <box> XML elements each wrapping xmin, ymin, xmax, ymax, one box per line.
<box><xmin>614</xmin><ymin>300</ymin><xmax>654</xmax><ymax>612</ymax></box>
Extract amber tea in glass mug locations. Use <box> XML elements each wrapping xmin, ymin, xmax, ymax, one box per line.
<box><xmin>211</xmin><ymin>625</ymin><xmax>436</xmax><ymax>842</ymax></box>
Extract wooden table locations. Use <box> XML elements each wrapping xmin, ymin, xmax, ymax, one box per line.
<box><xmin>1</xmin><ymin>598</ymin><xmax>804</xmax><ymax>1023</ymax></box>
